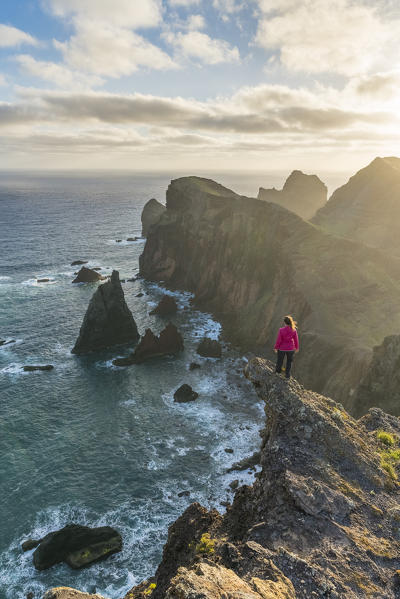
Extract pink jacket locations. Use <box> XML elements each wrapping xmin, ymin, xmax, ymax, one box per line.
<box><xmin>274</xmin><ymin>326</ymin><xmax>299</xmax><ymax>351</ymax></box>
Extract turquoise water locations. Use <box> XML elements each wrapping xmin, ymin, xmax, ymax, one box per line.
<box><xmin>0</xmin><ymin>172</ymin><xmax>265</xmax><ymax>599</ymax></box>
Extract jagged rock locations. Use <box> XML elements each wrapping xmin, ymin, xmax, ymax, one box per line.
<box><xmin>353</xmin><ymin>334</ymin><xmax>400</xmax><ymax>417</ymax></box>
<box><xmin>71</xmin><ymin>260</ymin><xmax>88</xmax><ymax>266</ymax></box>
<box><xmin>0</xmin><ymin>338</ymin><xmax>16</xmax><ymax>347</ymax></box>
<box><xmin>122</xmin><ymin>359</ymin><xmax>400</xmax><ymax>599</ymax></box>
<box><xmin>113</xmin><ymin>323</ymin><xmax>183</xmax><ymax>366</ymax></box>
<box><xmin>23</xmin><ymin>365</ymin><xmax>54</xmax><ymax>372</ymax></box>
<box><xmin>72</xmin><ymin>270</ymin><xmax>139</xmax><ymax>355</ymax></box>
<box><xmin>43</xmin><ymin>587</ymin><xmax>108</xmax><ymax>599</ymax></box>
<box><xmin>22</xmin><ymin>538</ymin><xmax>42</xmax><ymax>551</ymax></box>
<box><xmin>313</xmin><ymin>157</ymin><xmax>400</xmax><ymax>255</ymax></box>
<box><xmin>196</xmin><ymin>338</ymin><xmax>222</xmax><ymax>358</ymax></box>
<box><xmin>189</xmin><ymin>362</ymin><xmax>201</xmax><ymax>370</ymax></box>
<box><xmin>174</xmin><ymin>384</ymin><xmax>199</xmax><ymax>403</ymax></box>
<box><xmin>72</xmin><ymin>267</ymin><xmax>105</xmax><ymax>284</ymax></box>
<box><xmin>139</xmin><ymin>174</ymin><xmax>400</xmax><ymax>411</ymax></box>
<box><xmin>149</xmin><ymin>295</ymin><xmax>178</xmax><ymax>316</ymax></box>
<box><xmin>141</xmin><ymin>198</ymin><xmax>166</xmax><ymax>237</ymax></box>
<box><xmin>258</xmin><ymin>170</ymin><xmax>327</xmax><ymax>220</ymax></box>
<box><xmin>33</xmin><ymin>524</ymin><xmax>122</xmax><ymax>571</ymax></box>
<box><xmin>227</xmin><ymin>451</ymin><xmax>260</xmax><ymax>472</ymax></box>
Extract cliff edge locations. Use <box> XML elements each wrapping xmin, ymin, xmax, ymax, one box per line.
<box><xmin>123</xmin><ymin>359</ymin><xmax>400</xmax><ymax>599</ymax></box>
<box><xmin>139</xmin><ymin>176</ymin><xmax>400</xmax><ymax>410</ymax></box>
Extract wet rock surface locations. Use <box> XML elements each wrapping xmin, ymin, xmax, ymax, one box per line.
<box><xmin>23</xmin><ymin>365</ymin><xmax>54</xmax><ymax>372</ymax></box>
<box><xmin>33</xmin><ymin>524</ymin><xmax>122</xmax><ymax>571</ymax></box>
<box><xmin>196</xmin><ymin>338</ymin><xmax>222</xmax><ymax>358</ymax></box>
<box><xmin>173</xmin><ymin>384</ymin><xmax>199</xmax><ymax>403</ymax></box>
<box><xmin>149</xmin><ymin>295</ymin><xmax>178</xmax><ymax>316</ymax></box>
<box><xmin>72</xmin><ymin>270</ymin><xmax>139</xmax><ymax>355</ymax></box>
<box><xmin>72</xmin><ymin>267</ymin><xmax>105</xmax><ymax>284</ymax></box>
<box><xmin>113</xmin><ymin>323</ymin><xmax>183</xmax><ymax>366</ymax></box>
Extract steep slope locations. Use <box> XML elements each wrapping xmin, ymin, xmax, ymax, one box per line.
<box><xmin>139</xmin><ymin>176</ymin><xmax>400</xmax><ymax>408</ymax></box>
<box><xmin>123</xmin><ymin>359</ymin><xmax>400</xmax><ymax>599</ymax></box>
<box><xmin>312</xmin><ymin>157</ymin><xmax>400</xmax><ymax>254</ymax></box>
<box><xmin>258</xmin><ymin>170</ymin><xmax>327</xmax><ymax>220</ymax></box>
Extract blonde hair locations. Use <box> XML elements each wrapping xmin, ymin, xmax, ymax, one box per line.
<box><xmin>284</xmin><ymin>315</ymin><xmax>297</xmax><ymax>330</ymax></box>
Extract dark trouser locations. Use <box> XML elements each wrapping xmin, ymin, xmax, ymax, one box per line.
<box><xmin>275</xmin><ymin>350</ymin><xmax>295</xmax><ymax>378</ymax></box>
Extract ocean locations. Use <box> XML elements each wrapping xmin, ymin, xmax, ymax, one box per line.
<box><xmin>0</xmin><ymin>169</ymin><xmax>348</xmax><ymax>599</ymax></box>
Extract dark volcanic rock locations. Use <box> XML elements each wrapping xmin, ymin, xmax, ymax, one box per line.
<box><xmin>141</xmin><ymin>198</ymin><xmax>166</xmax><ymax>236</ymax></box>
<box><xmin>149</xmin><ymin>295</ymin><xmax>178</xmax><ymax>316</ymax></box>
<box><xmin>22</xmin><ymin>538</ymin><xmax>42</xmax><ymax>552</ymax></box>
<box><xmin>71</xmin><ymin>260</ymin><xmax>88</xmax><ymax>266</ymax></box>
<box><xmin>174</xmin><ymin>384</ymin><xmax>199</xmax><ymax>403</ymax></box>
<box><xmin>189</xmin><ymin>362</ymin><xmax>201</xmax><ymax>370</ymax></box>
<box><xmin>72</xmin><ymin>270</ymin><xmax>139</xmax><ymax>355</ymax></box>
<box><xmin>23</xmin><ymin>365</ymin><xmax>54</xmax><ymax>372</ymax></box>
<box><xmin>0</xmin><ymin>339</ymin><xmax>16</xmax><ymax>347</ymax></box>
<box><xmin>72</xmin><ymin>267</ymin><xmax>105</xmax><ymax>284</ymax></box>
<box><xmin>37</xmin><ymin>278</ymin><xmax>51</xmax><ymax>283</ymax></box>
<box><xmin>258</xmin><ymin>170</ymin><xmax>327</xmax><ymax>220</ymax></box>
<box><xmin>122</xmin><ymin>359</ymin><xmax>400</xmax><ymax>599</ymax></box>
<box><xmin>113</xmin><ymin>323</ymin><xmax>183</xmax><ymax>366</ymax></box>
<box><xmin>227</xmin><ymin>451</ymin><xmax>260</xmax><ymax>472</ymax></box>
<box><xmin>197</xmin><ymin>338</ymin><xmax>222</xmax><ymax>358</ymax></box>
<box><xmin>33</xmin><ymin>523</ymin><xmax>122</xmax><ymax>570</ymax></box>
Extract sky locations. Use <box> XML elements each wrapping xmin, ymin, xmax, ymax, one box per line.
<box><xmin>1</xmin><ymin>0</ymin><xmax>400</xmax><ymax>172</ymax></box>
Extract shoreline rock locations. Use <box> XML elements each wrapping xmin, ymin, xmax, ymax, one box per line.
<box><xmin>196</xmin><ymin>338</ymin><xmax>222</xmax><ymax>358</ymax></box>
<box><xmin>173</xmin><ymin>384</ymin><xmax>199</xmax><ymax>403</ymax></box>
<box><xmin>113</xmin><ymin>323</ymin><xmax>183</xmax><ymax>366</ymax></box>
<box><xmin>72</xmin><ymin>270</ymin><xmax>139</xmax><ymax>355</ymax></box>
<box><xmin>149</xmin><ymin>295</ymin><xmax>178</xmax><ymax>316</ymax></box>
<box><xmin>23</xmin><ymin>365</ymin><xmax>54</xmax><ymax>372</ymax></box>
<box><xmin>72</xmin><ymin>267</ymin><xmax>105</xmax><ymax>284</ymax></box>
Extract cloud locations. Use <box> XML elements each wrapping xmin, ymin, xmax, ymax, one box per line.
<box><xmin>213</xmin><ymin>0</ymin><xmax>244</xmax><ymax>13</ymax></box>
<box><xmin>44</xmin><ymin>0</ymin><xmax>162</xmax><ymax>29</ymax></box>
<box><xmin>165</xmin><ymin>30</ymin><xmax>240</xmax><ymax>64</ymax></box>
<box><xmin>15</xmin><ymin>55</ymin><xmax>104</xmax><ymax>89</ymax></box>
<box><xmin>0</xmin><ymin>74</ymin><xmax>6</xmax><ymax>86</ymax></box>
<box><xmin>54</xmin><ymin>21</ymin><xmax>177</xmax><ymax>77</ymax></box>
<box><xmin>354</xmin><ymin>70</ymin><xmax>400</xmax><ymax>99</ymax></box>
<box><xmin>255</xmin><ymin>0</ymin><xmax>399</xmax><ymax>76</ymax></box>
<box><xmin>0</xmin><ymin>24</ymin><xmax>38</xmax><ymax>47</ymax></box>
<box><xmin>169</xmin><ymin>0</ymin><xmax>200</xmax><ymax>5</ymax></box>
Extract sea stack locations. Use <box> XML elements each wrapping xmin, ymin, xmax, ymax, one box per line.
<box><xmin>113</xmin><ymin>323</ymin><xmax>183</xmax><ymax>365</ymax></box>
<box><xmin>141</xmin><ymin>198</ymin><xmax>166</xmax><ymax>236</ymax></box>
<box><xmin>72</xmin><ymin>270</ymin><xmax>139</xmax><ymax>354</ymax></box>
<box><xmin>258</xmin><ymin>170</ymin><xmax>327</xmax><ymax>220</ymax></box>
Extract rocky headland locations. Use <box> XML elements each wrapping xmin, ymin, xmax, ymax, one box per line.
<box><xmin>312</xmin><ymin>157</ymin><xmax>400</xmax><ymax>254</ymax></box>
<box><xmin>72</xmin><ymin>270</ymin><xmax>139</xmax><ymax>354</ymax></box>
<box><xmin>258</xmin><ymin>170</ymin><xmax>327</xmax><ymax>220</ymax></box>
<box><xmin>139</xmin><ymin>173</ymin><xmax>400</xmax><ymax>411</ymax></box>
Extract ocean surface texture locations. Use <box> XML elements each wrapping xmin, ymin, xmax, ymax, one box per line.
<box><xmin>0</xmin><ymin>171</ymin><xmax>274</xmax><ymax>599</ymax></box>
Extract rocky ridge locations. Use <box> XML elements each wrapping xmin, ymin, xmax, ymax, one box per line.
<box><xmin>72</xmin><ymin>270</ymin><xmax>139</xmax><ymax>354</ymax></box>
<box><xmin>120</xmin><ymin>358</ymin><xmax>400</xmax><ymax>599</ymax></box>
<box><xmin>258</xmin><ymin>170</ymin><xmax>327</xmax><ymax>220</ymax></box>
<box><xmin>312</xmin><ymin>157</ymin><xmax>400</xmax><ymax>254</ymax></box>
<box><xmin>139</xmin><ymin>175</ymin><xmax>400</xmax><ymax>410</ymax></box>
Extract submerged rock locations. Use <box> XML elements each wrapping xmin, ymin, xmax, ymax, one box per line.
<box><xmin>23</xmin><ymin>365</ymin><xmax>54</xmax><ymax>372</ymax></box>
<box><xmin>33</xmin><ymin>523</ymin><xmax>122</xmax><ymax>571</ymax></box>
<box><xmin>113</xmin><ymin>323</ymin><xmax>183</xmax><ymax>366</ymax></box>
<box><xmin>189</xmin><ymin>362</ymin><xmax>201</xmax><ymax>370</ymax></box>
<box><xmin>149</xmin><ymin>295</ymin><xmax>178</xmax><ymax>316</ymax></box>
<box><xmin>37</xmin><ymin>278</ymin><xmax>51</xmax><ymax>283</ymax></box>
<box><xmin>196</xmin><ymin>338</ymin><xmax>222</xmax><ymax>358</ymax></box>
<box><xmin>71</xmin><ymin>260</ymin><xmax>88</xmax><ymax>266</ymax></box>
<box><xmin>141</xmin><ymin>198</ymin><xmax>166</xmax><ymax>236</ymax></box>
<box><xmin>174</xmin><ymin>384</ymin><xmax>199</xmax><ymax>403</ymax></box>
<box><xmin>72</xmin><ymin>270</ymin><xmax>139</xmax><ymax>355</ymax></box>
<box><xmin>72</xmin><ymin>267</ymin><xmax>105</xmax><ymax>284</ymax></box>
<box><xmin>0</xmin><ymin>339</ymin><xmax>16</xmax><ymax>347</ymax></box>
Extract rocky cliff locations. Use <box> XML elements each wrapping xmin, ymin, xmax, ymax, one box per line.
<box><xmin>139</xmin><ymin>176</ymin><xmax>400</xmax><ymax>409</ymax></box>
<box><xmin>121</xmin><ymin>358</ymin><xmax>400</xmax><ymax>599</ymax></box>
<box><xmin>72</xmin><ymin>270</ymin><xmax>139</xmax><ymax>354</ymax></box>
<box><xmin>312</xmin><ymin>157</ymin><xmax>400</xmax><ymax>254</ymax></box>
<box><xmin>141</xmin><ymin>198</ymin><xmax>166</xmax><ymax>237</ymax></box>
<box><xmin>258</xmin><ymin>170</ymin><xmax>327</xmax><ymax>220</ymax></box>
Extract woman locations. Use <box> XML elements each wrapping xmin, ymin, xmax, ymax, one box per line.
<box><xmin>274</xmin><ymin>315</ymin><xmax>299</xmax><ymax>379</ymax></box>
